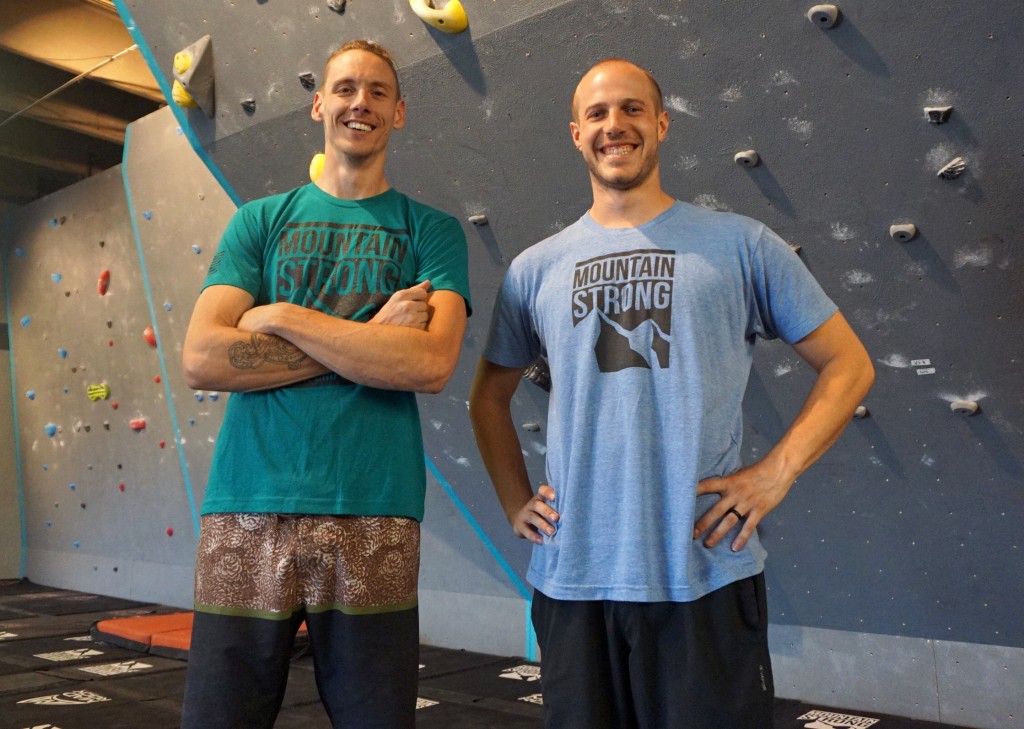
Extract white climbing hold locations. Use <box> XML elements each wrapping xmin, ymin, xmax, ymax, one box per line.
<box><xmin>807</xmin><ymin>4</ymin><xmax>840</xmax><ymax>28</ymax></box>
<box><xmin>889</xmin><ymin>223</ymin><xmax>917</xmax><ymax>242</ymax></box>
<box><xmin>734</xmin><ymin>149</ymin><xmax>760</xmax><ymax>167</ymax></box>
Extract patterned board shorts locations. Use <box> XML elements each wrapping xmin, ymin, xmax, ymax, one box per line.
<box><xmin>194</xmin><ymin>513</ymin><xmax>420</xmax><ymax>619</ymax></box>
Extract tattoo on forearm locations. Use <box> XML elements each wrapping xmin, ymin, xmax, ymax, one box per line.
<box><xmin>228</xmin><ymin>333</ymin><xmax>308</xmax><ymax>370</ymax></box>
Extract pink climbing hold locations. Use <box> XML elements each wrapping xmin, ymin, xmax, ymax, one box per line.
<box><xmin>129</xmin><ymin>418</ymin><xmax>146</xmax><ymax>431</ymax></box>
<box><xmin>97</xmin><ymin>269</ymin><xmax>110</xmax><ymax>296</ymax></box>
<box><xmin>143</xmin><ymin>326</ymin><xmax>157</xmax><ymax>347</ymax></box>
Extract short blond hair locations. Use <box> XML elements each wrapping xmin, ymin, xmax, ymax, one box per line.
<box><xmin>322</xmin><ymin>40</ymin><xmax>401</xmax><ymax>97</ymax></box>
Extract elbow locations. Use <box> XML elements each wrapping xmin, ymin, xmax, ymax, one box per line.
<box><xmin>181</xmin><ymin>349</ymin><xmax>212</xmax><ymax>391</ymax></box>
<box><xmin>417</xmin><ymin>359</ymin><xmax>458</xmax><ymax>394</ymax></box>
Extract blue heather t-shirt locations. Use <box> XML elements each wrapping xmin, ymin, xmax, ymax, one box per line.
<box><xmin>200</xmin><ymin>183</ymin><xmax>470</xmax><ymax>520</ymax></box>
<box><xmin>484</xmin><ymin>201</ymin><xmax>837</xmax><ymax>602</ymax></box>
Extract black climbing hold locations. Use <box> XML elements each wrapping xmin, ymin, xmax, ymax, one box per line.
<box><xmin>299</xmin><ymin>72</ymin><xmax>316</xmax><ymax>90</ymax></box>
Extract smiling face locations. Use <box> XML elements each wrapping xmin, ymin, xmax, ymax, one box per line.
<box><xmin>570</xmin><ymin>60</ymin><xmax>669</xmax><ymax>193</ymax></box>
<box><xmin>311</xmin><ymin>48</ymin><xmax>406</xmax><ymax>167</ymax></box>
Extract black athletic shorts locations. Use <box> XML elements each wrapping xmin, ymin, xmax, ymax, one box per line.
<box><xmin>532</xmin><ymin>573</ymin><xmax>775</xmax><ymax>729</ymax></box>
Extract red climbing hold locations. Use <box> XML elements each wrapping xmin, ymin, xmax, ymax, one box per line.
<box><xmin>153</xmin><ymin>375</ymin><xmax>161</xmax><ymax>383</ymax></box>
<box><xmin>143</xmin><ymin>326</ymin><xmax>157</xmax><ymax>347</ymax></box>
<box><xmin>111</xmin><ymin>402</ymin><xmax>119</xmax><ymax>410</ymax></box>
<box><xmin>129</xmin><ymin>418</ymin><xmax>146</xmax><ymax>431</ymax></box>
<box><xmin>166</xmin><ymin>527</ymin><xmax>174</xmax><ymax>537</ymax></box>
<box><xmin>97</xmin><ymin>269</ymin><xmax>110</xmax><ymax>296</ymax></box>
<box><xmin>159</xmin><ymin>440</ymin><xmax>166</xmax><ymax>448</ymax></box>
<box><xmin>119</xmin><ymin>482</ymin><xmax>126</xmax><ymax>492</ymax></box>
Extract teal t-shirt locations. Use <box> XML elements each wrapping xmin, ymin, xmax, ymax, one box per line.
<box><xmin>200</xmin><ymin>184</ymin><xmax>471</xmax><ymax>519</ymax></box>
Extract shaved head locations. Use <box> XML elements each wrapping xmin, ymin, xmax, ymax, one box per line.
<box><xmin>572</xmin><ymin>58</ymin><xmax>664</xmax><ymax>121</ymax></box>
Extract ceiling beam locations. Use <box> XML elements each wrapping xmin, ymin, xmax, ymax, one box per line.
<box><xmin>0</xmin><ymin>0</ymin><xmax>163</xmax><ymax>103</ymax></box>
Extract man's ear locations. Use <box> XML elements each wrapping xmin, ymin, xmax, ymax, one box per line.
<box><xmin>311</xmin><ymin>91</ymin><xmax>324</xmax><ymax>122</ymax></box>
<box><xmin>569</xmin><ymin>121</ymin><xmax>582</xmax><ymax>151</ymax></box>
<box><xmin>392</xmin><ymin>98</ymin><xmax>407</xmax><ymax>130</ymax></box>
<box><xmin>657</xmin><ymin>109</ymin><xmax>670</xmax><ymax>141</ymax></box>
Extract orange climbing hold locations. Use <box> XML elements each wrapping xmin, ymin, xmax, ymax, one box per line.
<box><xmin>129</xmin><ymin>418</ymin><xmax>146</xmax><ymax>431</ymax></box>
<box><xmin>143</xmin><ymin>326</ymin><xmax>157</xmax><ymax>347</ymax></box>
<box><xmin>97</xmin><ymin>269</ymin><xmax>110</xmax><ymax>296</ymax></box>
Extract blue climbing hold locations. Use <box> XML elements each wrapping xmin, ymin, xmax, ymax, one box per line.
<box><xmin>194</xmin><ymin>393</ymin><xmax>205</xmax><ymax>402</ymax></box>
<box><xmin>164</xmin><ymin>301</ymin><xmax>173</xmax><ymax>311</ymax></box>
<box><xmin>26</xmin><ymin>390</ymin><xmax>36</xmax><ymax>400</ymax></box>
<box><xmin>20</xmin><ymin>316</ymin><xmax>30</xmax><ymax>327</ymax></box>
<box><xmin>209</xmin><ymin>393</ymin><xmax>220</xmax><ymax>401</ymax></box>
<box><xmin>52</xmin><ymin>273</ymin><xmax>62</xmax><ymax>283</ymax></box>
<box><xmin>58</xmin><ymin>348</ymin><xmax>68</xmax><ymax>358</ymax></box>
<box><xmin>143</xmin><ymin>211</ymin><xmax>153</xmax><ymax>220</ymax></box>
<box><xmin>192</xmin><ymin>245</ymin><xmax>202</xmax><ymax>254</ymax></box>
<box><xmin>73</xmin><ymin>541</ymin><xmax>81</xmax><ymax>549</ymax></box>
<box><xmin>69</xmin><ymin>483</ymin><xmax>76</xmax><ymax>491</ymax></box>
<box><xmin>15</xmin><ymin>247</ymin><xmax>24</xmax><ymax>257</ymax></box>
<box><xmin>44</xmin><ymin>423</ymin><xmax>57</xmax><ymax>437</ymax></box>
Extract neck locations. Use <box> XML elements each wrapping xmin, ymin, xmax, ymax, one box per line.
<box><xmin>315</xmin><ymin>149</ymin><xmax>391</xmax><ymax>200</ymax></box>
<box><xmin>588</xmin><ymin>173</ymin><xmax>675</xmax><ymax>228</ymax></box>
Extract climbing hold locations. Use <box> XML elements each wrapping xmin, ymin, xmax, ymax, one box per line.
<box><xmin>26</xmin><ymin>390</ymin><xmax>36</xmax><ymax>400</ymax></box>
<box><xmin>164</xmin><ymin>301</ymin><xmax>173</xmax><ymax>311</ymax></box>
<box><xmin>192</xmin><ymin>244</ymin><xmax>202</xmax><ymax>254</ymax></box>
<box><xmin>50</xmin><ymin>218</ymin><xmax>58</xmax><ymax>228</ymax></box>
<box><xmin>119</xmin><ymin>482</ymin><xmax>126</xmax><ymax>492</ymax></box>
<box><xmin>806</xmin><ymin>4</ymin><xmax>840</xmax><ymax>28</ymax></box>
<box><xmin>468</xmin><ymin>214</ymin><xmax>489</xmax><ymax>226</ymax></box>
<box><xmin>159</xmin><ymin>441</ymin><xmax>166</xmax><ymax>449</ymax></box>
<box><xmin>734</xmin><ymin>149</ymin><xmax>760</xmax><ymax>167</ymax></box>
<box><xmin>924</xmin><ymin>106</ymin><xmax>953</xmax><ymax>124</ymax></box>
<box><xmin>409</xmin><ymin>0</ymin><xmax>469</xmax><ymax>33</ymax></box>
<box><xmin>166</xmin><ymin>527</ymin><xmax>174</xmax><ymax>537</ymax></box>
<box><xmin>20</xmin><ymin>316</ymin><xmax>30</xmax><ymax>327</ymax></box>
<box><xmin>194</xmin><ymin>392</ymin><xmax>205</xmax><ymax>402</ymax></box>
<box><xmin>51</xmin><ymin>273</ymin><xmax>62</xmax><ymax>283</ymax></box>
<box><xmin>172</xmin><ymin>35</ymin><xmax>215</xmax><ymax>117</ymax></box>
<box><xmin>889</xmin><ymin>223</ymin><xmax>917</xmax><ymax>242</ymax></box>
<box><xmin>74</xmin><ymin>541</ymin><xmax>81</xmax><ymax>549</ymax></box>
<box><xmin>950</xmin><ymin>400</ymin><xmax>979</xmax><ymax>416</ymax></box>
<box><xmin>309</xmin><ymin>153</ymin><xmax>325</xmax><ymax>182</ymax></box>
<box><xmin>327</xmin><ymin>0</ymin><xmax>347</xmax><ymax>13</ymax></box>
<box><xmin>108</xmin><ymin>340</ymin><xmax>114</xmax><ymax>347</ymax></box>
<box><xmin>44</xmin><ymin>423</ymin><xmax>58</xmax><ymax>437</ymax></box>
<box><xmin>58</xmin><ymin>348</ymin><xmax>68</xmax><ymax>359</ymax></box>
<box><xmin>937</xmin><ymin>157</ymin><xmax>966</xmax><ymax>179</ymax></box>
<box><xmin>143</xmin><ymin>211</ymin><xmax>153</xmax><ymax>220</ymax></box>
<box><xmin>143</xmin><ymin>326</ymin><xmax>158</xmax><ymax>347</ymax></box>
<box><xmin>86</xmin><ymin>383</ymin><xmax>111</xmax><ymax>401</ymax></box>
<box><xmin>97</xmin><ymin>269</ymin><xmax>110</xmax><ymax>296</ymax></box>
<box><xmin>69</xmin><ymin>483</ymin><xmax>76</xmax><ymax>491</ymax></box>
<box><xmin>153</xmin><ymin>375</ymin><xmax>161</xmax><ymax>383</ymax></box>
<box><xmin>209</xmin><ymin>392</ymin><xmax>220</xmax><ymax>401</ymax></box>
<box><xmin>188</xmin><ymin>418</ymin><xmax>196</xmax><ymax>426</ymax></box>
<box><xmin>853</xmin><ymin>405</ymin><xmax>869</xmax><ymax>419</ymax></box>
<box><xmin>129</xmin><ymin>418</ymin><xmax>147</xmax><ymax>431</ymax></box>
<box><xmin>241</xmin><ymin>98</ymin><xmax>256</xmax><ymax>115</ymax></box>
<box><xmin>15</xmin><ymin>247</ymin><xmax>24</xmax><ymax>256</ymax></box>
<box><xmin>522</xmin><ymin>422</ymin><xmax>541</xmax><ymax>432</ymax></box>
<box><xmin>111</xmin><ymin>402</ymin><xmax>119</xmax><ymax>410</ymax></box>
<box><xmin>299</xmin><ymin>72</ymin><xmax>317</xmax><ymax>91</ymax></box>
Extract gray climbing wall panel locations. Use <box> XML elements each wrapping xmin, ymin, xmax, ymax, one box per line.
<box><xmin>2</xmin><ymin>0</ymin><xmax>1020</xmax><ymax>723</ymax></box>
<box><xmin>3</xmin><ymin>166</ymin><xmax>197</xmax><ymax>605</ymax></box>
<box><xmin>126</xmin><ymin>0</ymin><xmax>1024</xmax><ymax>645</ymax></box>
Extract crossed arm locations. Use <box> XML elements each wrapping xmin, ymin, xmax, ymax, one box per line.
<box><xmin>182</xmin><ymin>281</ymin><xmax>467</xmax><ymax>394</ymax></box>
<box><xmin>469</xmin><ymin>311</ymin><xmax>874</xmax><ymax>549</ymax></box>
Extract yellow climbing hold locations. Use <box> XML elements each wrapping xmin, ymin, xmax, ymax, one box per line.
<box><xmin>172</xmin><ymin>79</ymin><xmax>198</xmax><ymax>108</ymax></box>
<box><xmin>173</xmin><ymin>50</ymin><xmax>193</xmax><ymax>75</ymax></box>
<box><xmin>409</xmin><ymin>0</ymin><xmax>468</xmax><ymax>33</ymax></box>
<box><xmin>309</xmin><ymin>153</ymin><xmax>325</xmax><ymax>182</ymax></box>
<box><xmin>87</xmin><ymin>383</ymin><xmax>111</xmax><ymax>401</ymax></box>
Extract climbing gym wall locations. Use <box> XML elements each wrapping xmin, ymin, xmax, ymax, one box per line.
<box><xmin>2</xmin><ymin>105</ymin><xmax>236</xmax><ymax>606</ymax></box>
<box><xmin>0</xmin><ymin>0</ymin><xmax>1018</xmax><ymax>725</ymax></box>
